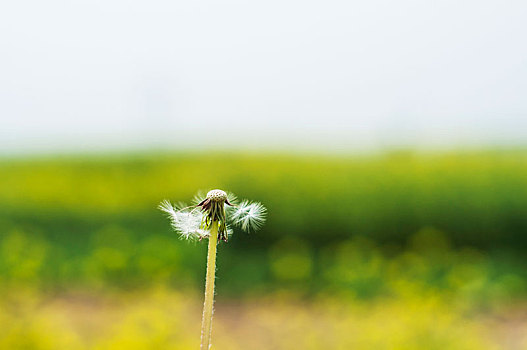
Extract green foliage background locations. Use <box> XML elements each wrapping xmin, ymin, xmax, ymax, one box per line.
<box><xmin>1</xmin><ymin>150</ymin><xmax>526</xmax><ymax>298</ymax></box>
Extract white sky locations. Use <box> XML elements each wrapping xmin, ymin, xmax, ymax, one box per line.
<box><xmin>1</xmin><ymin>0</ymin><xmax>526</xmax><ymax>154</ymax></box>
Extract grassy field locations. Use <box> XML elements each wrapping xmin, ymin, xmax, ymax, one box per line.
<box><xmin>1</xmin><ymin>150</ymin><xmax>527</xmax><ymax>349</ymax></box>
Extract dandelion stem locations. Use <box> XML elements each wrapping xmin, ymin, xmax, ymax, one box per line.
<box><xmin>200</xmin><ymin>220</ymin><xmax>219</xmax><ymax>350</ymax></box>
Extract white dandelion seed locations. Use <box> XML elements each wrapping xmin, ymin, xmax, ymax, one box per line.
<box><xmin>159</xmin><ymin>200</ymin><xmax>204</xmax><ymax>239</ymax></box>
<box><xmin>231</xmin><ymin>200</ymin><xmax>267</xmax><ymax>232</ymax></box>
<box><xmin>225</xmin><ymin>224</ymin><xmax>234</xmax><ymax>239</ymax></box>
<box><xmin>159</xmin><ymin>199</ymin><xmax>177</xmax><ymax>219</ymax></box>
<box><xmin>191</xmin><ymin>190</ymin><xmax>208</xmax><ymax>205</ymax></box>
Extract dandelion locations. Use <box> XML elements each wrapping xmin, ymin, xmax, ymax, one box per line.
<box><xmin>159</xmin><ymin>189</ymin><xmax>266</xmax><ymax>350</ymax></box>
<box><xmin>231</xmin><ymin>200</ymin><xmax>267</xmax><ymax>232</ymax></box>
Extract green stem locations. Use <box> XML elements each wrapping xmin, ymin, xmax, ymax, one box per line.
<box><xmin>200</xmin><ymin>221</ymin><xmax>219</xmax><ymax>350</ymax></box>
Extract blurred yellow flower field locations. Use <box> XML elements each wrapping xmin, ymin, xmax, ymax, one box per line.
<box><xmin>1</xmin><ymin>287</ymin><xmax>526</xmax><ymax>350</ymax></box>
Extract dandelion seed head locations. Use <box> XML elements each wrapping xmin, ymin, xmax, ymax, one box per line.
<box><xmin>160</xmin><ymin>191</ymin><xmax>266</xmax><ymax>242</ymax></box>
<box><xmin>194</xmin><ymin>189</ymin><xmax>236</xmax><ymax>206</ymax></box>
<box><xmin>207</xmin><ymin>189</ymin><xmax>228</xmax><ymax>202</ymax></box>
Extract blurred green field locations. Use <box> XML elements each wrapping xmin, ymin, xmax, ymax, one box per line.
<box><xmin>1</xmin><ymin>150</ymin><xmax>527</xmax><ymax>349</ymax></box>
